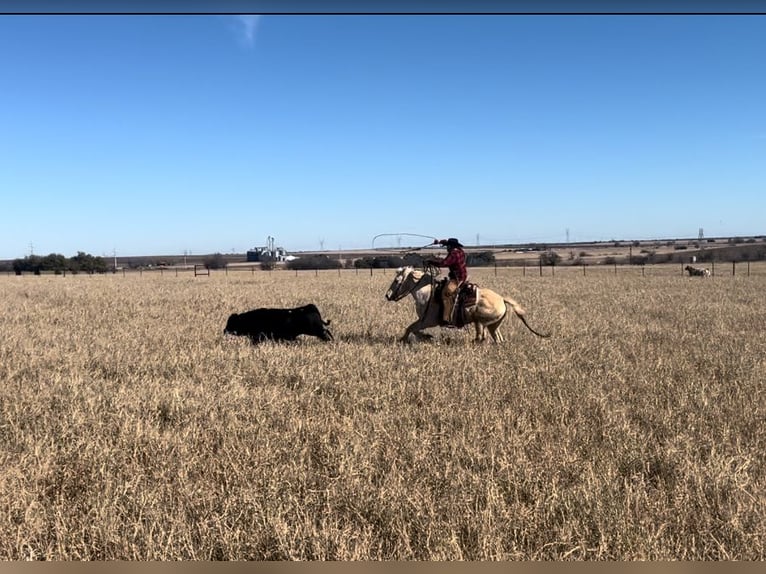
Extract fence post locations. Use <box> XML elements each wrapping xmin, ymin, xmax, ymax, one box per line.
<box><xmin>523</xmin><ymin>261</ymin><xmax>526</xmax><ymax>277</ymax></box>
<box><xmin>747</xmin><ymin>261</ymin><xmax>750</xmax><ymax>277</ymax></box>
<box><xmin>315</xmin><ymin>268</ymin><xmax>318</xmax><ymax>277</ymax></box>
<box><xmin>370</xmin><ymin>267</ymin><xmax>373</xmax><ymax>277</ymax></box>
<box><xmin>712</xmin><ymin>260</ymin><xmax>715</xmax><ymax>277</ymax></box>
<box><xmin>582</xmin><ymin>264</ymin><xmax>585</xmax><ymax>276</ymax></box>
<box><xmin>732</xmin><ymin>261</ymin><xmax>736</xmax><ymax>277</ymax></box>
<box><xmin>614</xmin><ymin>263</ymin><xmax>617</xmax><ymax>275</ymax></box>
<box><xmin>538</xmin><ymin>258</ymin><xmax>542</xmax><ymax>277</ymax></box>
<box><xmin>494</xmin><ymin>262</ymin><xmax>497</xmax><ymax>276</ymax></box>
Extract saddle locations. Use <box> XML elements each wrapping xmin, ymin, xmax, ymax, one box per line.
<box><xmin>435</xmin><ymin>280</ymin><xmax>479</xmax><ymax>328</ymax></box>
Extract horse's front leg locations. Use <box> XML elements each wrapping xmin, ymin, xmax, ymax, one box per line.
<box><xmin>400</xmin><ymin>319</ymin><xmax>426</xmax><ymax>343</ymax></box>
<box><xmin>474</xmin><ymin>321</ymin><xmax>486</xmax><ymax>343</ymax></box>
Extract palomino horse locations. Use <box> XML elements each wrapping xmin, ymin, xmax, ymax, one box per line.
<box><xmin>385</xmin><ymin>266</ymin><xmax>550</xmax><ymax>343</ymax></box>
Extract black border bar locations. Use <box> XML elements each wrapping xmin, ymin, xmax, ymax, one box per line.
<box><xmin>1</xmin><ymin>1</ymin><xmax>765</xmax><ymax>15</ymax></box>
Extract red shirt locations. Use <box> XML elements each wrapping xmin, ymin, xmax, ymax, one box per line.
<box><xmin>437</xmin><ymin>248</ymin><xmax>467</xmax><ymax>283</ymax></box>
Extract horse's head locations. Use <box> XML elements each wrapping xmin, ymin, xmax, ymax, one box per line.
<box><xmin>385</xmin><ymin>266</ymin><xmax>418</xmax><ymax>302</ymax></box>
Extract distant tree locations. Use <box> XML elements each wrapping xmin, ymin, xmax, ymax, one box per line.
<box><xmin>539</xmin><ymin>251</ymin><xmax>561</xmax><ymax>266</ymax></box>
<box><xmin>466</xmin><ymin>251</ymin><xmax>495</xmax><ymax>267</ymax></box>
<box><xmin>69</xmin><ymin>251</ymin><xmax>108</xmax><ymax>274</ymax></box>
<box><xmin>12</xmin><ymin>257</ymin><xmax>28</xmax><ymax>275</ymax></box>
<box><xmin>353</xmin><ymin>255</ymin><xmax>409</xmax><ymax>269</ymax></box>
<box><xmin>11</xmin><ymin>252</ymin><xmax>106</xmax><ymax>274</ymax></box>
<box><xmin>203</xmin><ymin>253</ymin><xmax>227</xmax><ymax>270</ymax></box>
<box><xmin>12</xmin><ymin>254</ymin><xmax>44</xmax><ymax>274</ymax></box>
<box><xmin>43</xmin><ymin>253</ymin><xmax>68</xmax><ymax>274</ymax></box>
<box><xmin>287</xmin><ymin>255</ymin><xmax>341</xmax><ymax>270</ymax></box>
<box><xmin>259</xmin><ymin>254</ymin><xmax>277</xmax><ymax>271</ymax></box>
<box><xmin>402</xmin><ymin>253</ymin><xmax>426</xmax><ymax>267</ymax></box>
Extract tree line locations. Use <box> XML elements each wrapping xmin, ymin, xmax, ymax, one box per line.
<box><xmin>8</xmin><ymin>252</ymin><xmax>109</xmax><ymax>275</ymax></box>
<box><xmin>281</xmin><ymin>251</ymin><xmax>498</xmax><ymax>271</ymax></box>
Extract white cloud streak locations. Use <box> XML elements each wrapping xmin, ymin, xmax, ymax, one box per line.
<box><xmin>237</xmin><ymin>15</ymin><xmax>261</xmax><ymax>48</ymax></box>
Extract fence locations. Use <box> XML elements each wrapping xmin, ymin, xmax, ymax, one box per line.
<box><xmin>505</xmin><ymin>259</ymin><xmax>763</xmax><ymax>278</ymax></box>
<box><xmin>6</xmin><ymin>260</ymin><xmax>766</xmax><ymax>279</ymax></box>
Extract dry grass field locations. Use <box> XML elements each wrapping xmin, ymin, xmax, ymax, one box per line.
<box><xmin>1</xmin><ymin>266</ymin><xmax>765</xmax><ymax>560</ymax></box>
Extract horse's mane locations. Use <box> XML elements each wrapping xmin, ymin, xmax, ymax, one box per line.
<box><xmin>409</xmin><ymin>268</ymin><xmax>425</xmax><ymax>280</ymax></box>
<box><xmin>408</xmin><ymin>267</ymin><xmax>440</xmax><ymax>284</ymax></box>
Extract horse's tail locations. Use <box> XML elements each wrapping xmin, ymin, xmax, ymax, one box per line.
<box><xmin>503</xmin><ymin>298</ymin><xmax>551</xmax><ymax>338</ymax></box>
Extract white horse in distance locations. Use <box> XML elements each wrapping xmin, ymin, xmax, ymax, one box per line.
<box><xmin>685</xmin><ymin>265</ymin><xmax>711</xmax><ymax>277</ymax></box>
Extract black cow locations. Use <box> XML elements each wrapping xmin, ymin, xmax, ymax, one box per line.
<box><xmin>223</xmin><ymin>303</ymin><xmax>333</xmax><ymax>344</ymax></box>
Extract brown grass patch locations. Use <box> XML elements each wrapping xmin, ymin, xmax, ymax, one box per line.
<box><xmin>1</xmin><ymin>268</ymin><xmax>765</xmax><ymax>559</ymax></box>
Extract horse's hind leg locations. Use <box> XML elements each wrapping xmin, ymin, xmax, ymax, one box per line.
<box><xmin>474</xmin><ymin>322</ymin><xmax>486</xmax><ymax>343</ymax></box>
<box><xmin>487</xmin><ymin>322</ymin><xmax>504</xmax><ymax>342</ymax></box>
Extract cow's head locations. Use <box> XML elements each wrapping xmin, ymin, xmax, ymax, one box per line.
<box><xmin>223</xmin><ymin>313</ymin><xmax>243</xmax><ymax>336</ymax></box>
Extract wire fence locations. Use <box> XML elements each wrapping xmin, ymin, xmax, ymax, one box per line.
<box><xmin>6</xmin><ymin>260</ymin><xmax>766</xmax><ymax>279</ymax></box>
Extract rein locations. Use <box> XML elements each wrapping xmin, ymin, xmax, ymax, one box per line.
<box><xmin>421</xmin><ymin>262</ymin><xmax>442</xmax><ymax>318</ymax></box>
<box><xmin>390</xmin><ymin>270</ymin><xmax>435</xmax><ymax>302</ymax></box>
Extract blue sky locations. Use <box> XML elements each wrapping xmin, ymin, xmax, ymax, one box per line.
<box><xmin>1</xmin><ymin>15</ymin><xmax>764</xmax><ymax>258</ymax></box>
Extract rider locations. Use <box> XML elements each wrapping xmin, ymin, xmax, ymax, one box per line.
<box><xmin>429</xmin><ymin>238</ymin><xmax>468</xmax><ymax>325</ymax></box>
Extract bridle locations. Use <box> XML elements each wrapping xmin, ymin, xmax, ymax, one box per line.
<box><xmin>388</xmin><ymin>268</ymin><xmax>435</xmax><ymax>302</ymax></box>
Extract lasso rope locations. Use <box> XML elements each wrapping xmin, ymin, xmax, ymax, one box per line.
<box><xmin>371</xmin><ymin>233</ymin><xmax>438</xmax><ymax>251</ymax></box>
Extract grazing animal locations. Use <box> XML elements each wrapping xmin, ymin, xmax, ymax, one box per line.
<box><xmin>385</xmin><ymin>266</ymin><xmax>550</xmax><ymax>343</ymax></box>
<box><xmin>224</xmin><ymin>304</ymin><xmax>333</xmax><ymax>344</ymax></box>
<box><xmin>685</xmin><ymin>265</ymin><xmax>711</xmax><ymax>277</ymax></box>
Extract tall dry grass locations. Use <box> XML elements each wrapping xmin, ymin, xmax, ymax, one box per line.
<box><xmin>1</xmin><ymin>267</ymin><xmax>765</xmax><ymax>560</ymax></box>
